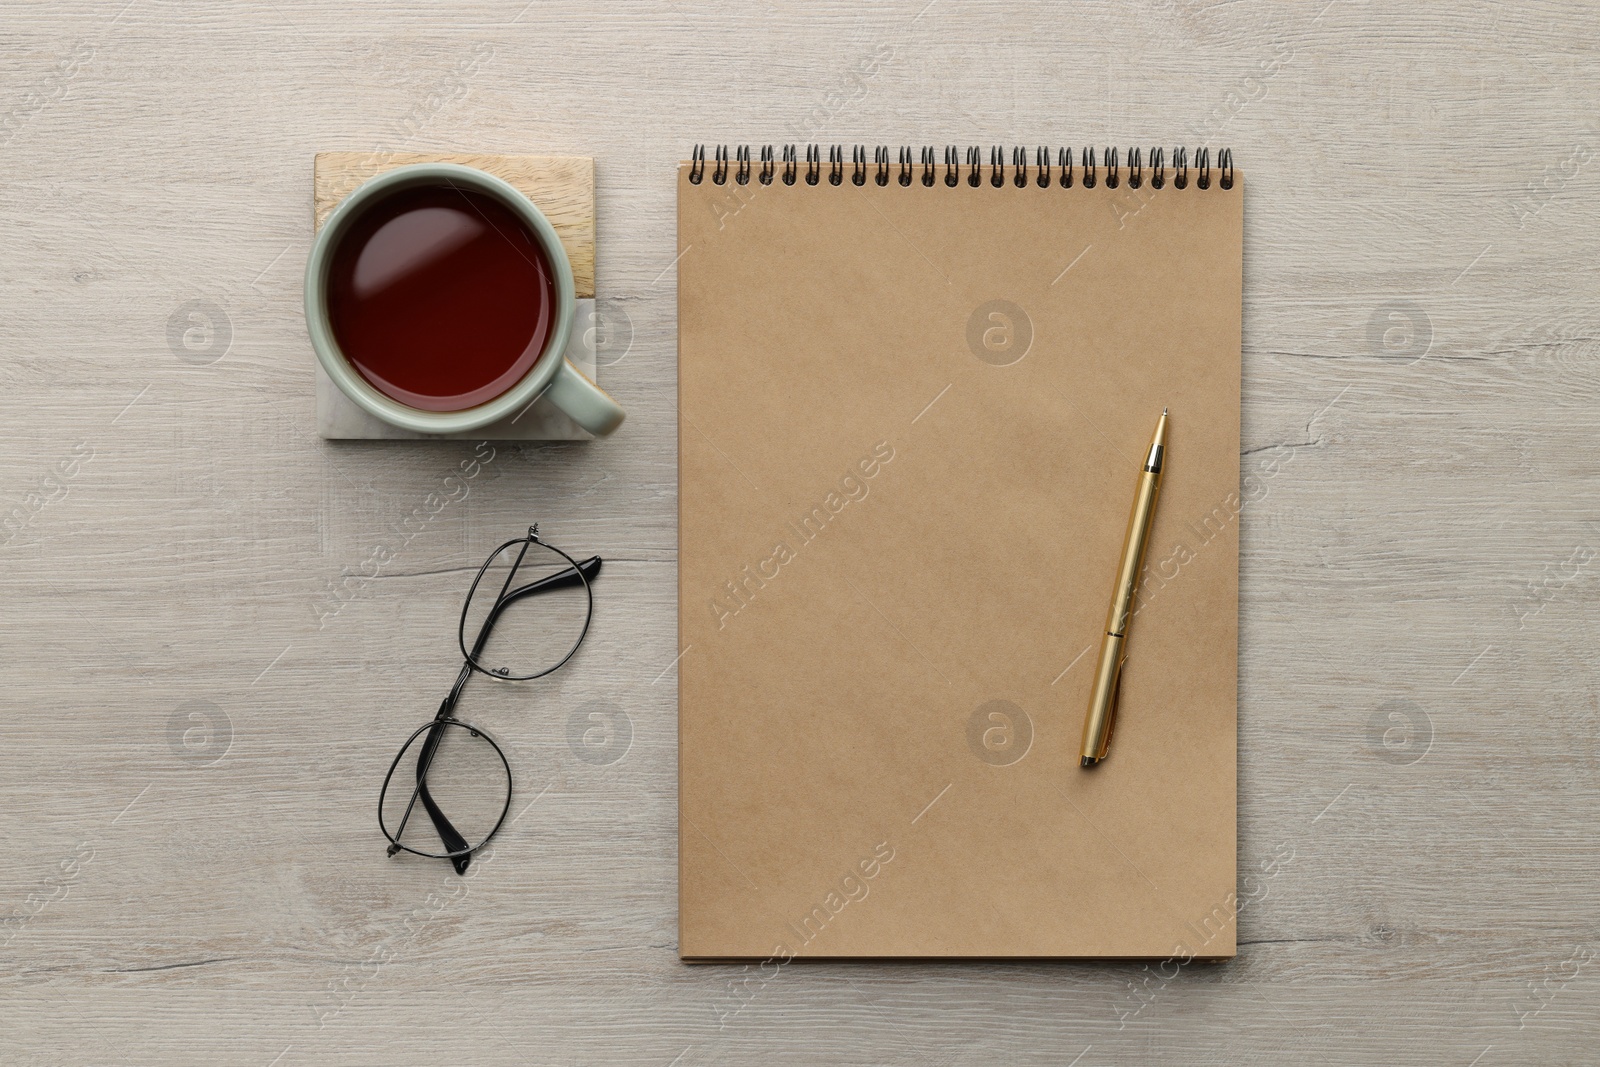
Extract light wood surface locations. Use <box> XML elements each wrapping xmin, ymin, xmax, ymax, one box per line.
<box><xmin>314</xmin><ymin>152</ymin><xmax>596</xmax><ymax>297</ymax></box>
<box><xmin>2</xmin><ymin>1</ymin><xmax>1598</xmax><ymax>1064</ymax></box>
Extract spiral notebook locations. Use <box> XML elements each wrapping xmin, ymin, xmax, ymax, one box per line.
<box><xmin>678</xmin><ymin>144</ymin><xmax>1242</xmax><ymax>960</ymax></box>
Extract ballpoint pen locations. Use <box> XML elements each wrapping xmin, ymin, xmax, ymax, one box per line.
<box><xmin>1080</xmin><ymin>408</ymin><xmax>1167</xmax><ymax>768</ymax></box>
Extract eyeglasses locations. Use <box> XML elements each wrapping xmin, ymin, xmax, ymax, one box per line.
<box><xmin>378</xmin><ymin>525</ymin><xmax>598</xmax><ymax>874</ymax></box>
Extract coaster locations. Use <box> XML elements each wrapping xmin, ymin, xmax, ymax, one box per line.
<box><xmin>311</xmin><ymin>152</ymin><xmax>598</xmax><ymax>441</ymax></box>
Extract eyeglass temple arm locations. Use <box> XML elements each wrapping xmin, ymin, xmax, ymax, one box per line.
<box><xmin>387</xmin><ymin>712</ymin><xmax>474</xmax><ymax>874</ymax></box>
<box><xmin>506</xmin><ymin>554</ymin><xmax>602</xmax><ymax>604</ymax></box>
<box><xmin>414</xmin><ymin>722</ymin><xmax>473</xmax><ymax>874</ymax></box>
<box><xmin>469</xmin><ymin>555</ymin><xmax>603</xmax><ymax>662</ymax></box>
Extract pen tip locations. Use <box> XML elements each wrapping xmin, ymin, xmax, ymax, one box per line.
<box><xmin>1163</xmin><ymin>407</ymin><xmax>1168</xmax><ymax>416</ymax></box>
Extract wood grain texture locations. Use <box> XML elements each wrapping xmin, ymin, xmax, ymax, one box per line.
<box><xmin>2</xmin><ymin>0</ymin><xmax>1599</xmax><ymax>1063</ymax></box>
<box><xmin>314</xmin><ymin>152</ymin><xmax>596</xmax><ymax>297</ymax></box>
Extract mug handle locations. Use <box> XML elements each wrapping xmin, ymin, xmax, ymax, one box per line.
<box><xmin>545</xmin><ymin>359</ymin><xmax>626</xmax><ymax>437</ymax></box>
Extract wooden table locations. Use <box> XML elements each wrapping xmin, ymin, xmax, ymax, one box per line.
<box><xmin>4</xmin><ymin>2</ymin><xmax>1597</xmax><ymax>1062</ymax></box>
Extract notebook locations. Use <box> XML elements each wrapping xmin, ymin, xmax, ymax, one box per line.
<box><xmin>678</xmin><ymin>144</ymin><xmax>1241</xmax><ymax>960</ymax></box>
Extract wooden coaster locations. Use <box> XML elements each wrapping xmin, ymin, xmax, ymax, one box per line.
<box><xmin>310</xmin><ymin>152</ymin><xmax>598</xmax><ymax>440</ymax></box>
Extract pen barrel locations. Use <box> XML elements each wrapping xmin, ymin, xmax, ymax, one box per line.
<box><xmin>1080</xmin><ymin>631</ymin><xmax>1126</xmax><ymax>762</ymax></box>
<box><xmin>1103</xmin><ymin>468</ymin><xmax>1163</xmax><ymax>636</ymax></box>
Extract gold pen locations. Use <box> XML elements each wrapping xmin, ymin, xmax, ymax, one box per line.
<box><xmin>1080</xmin><ymin>408</ymin><xmax>1168</xmax><ymax>768</ymax></box>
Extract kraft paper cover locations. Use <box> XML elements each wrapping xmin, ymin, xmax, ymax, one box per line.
<box><xmin>678</xmin><ymin>163</ymin><xmax>1242</xmax><ymax>959</ymax></box>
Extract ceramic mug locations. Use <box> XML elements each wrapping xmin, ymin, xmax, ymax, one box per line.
<box><xmin>304</xmin><ymin>162</ymin><xmax>625</xmax><ymax>437</ymax></box>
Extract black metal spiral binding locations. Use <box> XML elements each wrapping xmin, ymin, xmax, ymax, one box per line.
<box><xmin>687</xmin><ymin>144</ymin><xmax>1235</xmax><ymax>191</ymax></box>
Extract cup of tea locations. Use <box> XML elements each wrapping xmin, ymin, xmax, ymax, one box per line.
<box><xmin>304</xmin><ymin>163</ymin><xmax>625</xmax><ymax>437</ymax></box>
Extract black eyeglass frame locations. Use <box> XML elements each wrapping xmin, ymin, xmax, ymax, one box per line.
<box><xmin>457</xmin><ymin>530</ymin><xmax>593</xmax><ymax>681</ymax></box>
<box><xmin>377</xmin><ymin>525</ymin><xmax>598</xmax><ymax>871</ymax></box>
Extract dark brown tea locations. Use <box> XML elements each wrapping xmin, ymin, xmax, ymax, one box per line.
<box><xmin>327</xmin><ymin>185</ymin><xmax>559</xmax><ymax>411</ymax></box>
